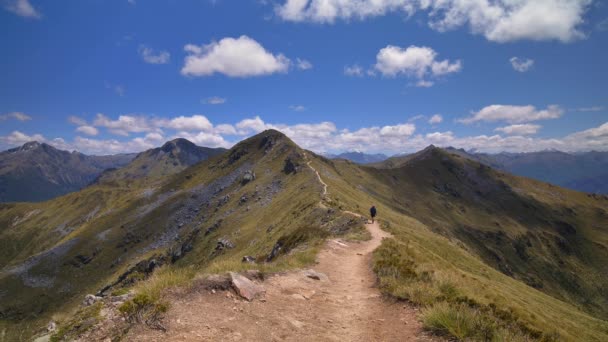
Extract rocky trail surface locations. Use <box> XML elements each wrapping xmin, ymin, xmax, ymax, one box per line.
<box><xmin>126</xmin><ymin>217</ymin><xmax>432</xmax><ymax>341</ymax></box>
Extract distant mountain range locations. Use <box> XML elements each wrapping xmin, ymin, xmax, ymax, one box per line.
<box><xmin>370</xmin><ymin>147</ymin><xmax>608</xmax><ymax>194</ymax></box>
<box><xmin>0</xmin><ymin>139</ymin><xmax>227</xmax><ymax>202</ymax></box>
<box><xmin>95</xmin><ymin>138</ymin><xmax>226</xmax><ymax>184</ymax></box>
<box><xmin>445</xmin><ymin>148</ymin><xmax>608</xmax><ymax>194</ymax></box>
<box><xmin>326</xmin><ymin>152</ymin><xmax>388</xmax><ymax>164</ymax></box>
<box><xmin>0</xmin><ymin>142</ymin><xmax>135</xmax><ymax>202</ymax></box>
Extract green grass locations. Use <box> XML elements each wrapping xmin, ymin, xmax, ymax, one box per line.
<box><xmin>311</xmin><ymin>151</ymin><xmax>608</xmax><ymax>342</ymax></box>
<box><xmin>3</xmin><ymin>134</ymin><xmax>608</xmax><ymax>342</ymax></box>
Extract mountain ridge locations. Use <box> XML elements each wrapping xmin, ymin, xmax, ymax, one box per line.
<box><xmin>1</xmin><ymin>130</ymin><xmax>607</xmax><ymax>341</ymax></box>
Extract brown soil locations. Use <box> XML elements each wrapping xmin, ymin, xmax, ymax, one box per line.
<box><xmin>125</xmin><ymin>217</ymin><xmax>435</xmax><ymax>341</ymax></box>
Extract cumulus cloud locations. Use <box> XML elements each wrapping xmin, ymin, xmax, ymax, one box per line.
<box><xmin>76</xmin><ymin>125</ymin><xmax>99</xmax><ymax>136</ymax></box>
<box><xmin>494</xmin><ymin>124</ymin><xmax>541</xmax><ymax>135</ymax></box>
<box><xmin>68</xmin><ymin>116</ymin><xmax>87</xmax><ymax>126</ymax></box>
<box><xmin>510</xmin><ymin>57</ymin><xmax>534</xmax><ymax>72</ymax></box>
<box><xmin>161</xmin><ymin>115</ymin><xmax>213</xmax><ymax>131</ymax></box>
<box><xmin>171</xmin><ymin>131</ymin><xmax>231</xmax><ymax>148</ymax></box>
<box><xmin>93</xmin><ymin>114</ymin><xmax>157</xmax><ymax>136</ymax></box>
<box><xmin>459</xmin><ymin>105</ymin><xmax>563</xmax><ymax>124</ymax></box>
<box><xmin>274</xmin><ymin>0</ymin><xmax>591</xmax><ymax>43</ymax></box>
<box><xmin>202</xmin><ymin>96</ymin><xmax>227</xmax><ymax>105</ymax></box>
<box><xmin>3</xmin><ymin>115</ymin><xmax>608</xmax><ymax>155</ymax></box>
<box><xmin>344</xmin><ymin>64</ymin><xmax>364</xmax><ymax>77</ymax></box>
<box><xmin>4</xmin><ymin>0</ymin><xmax>41</xmax><ymax>18</ymax></box>
<box><xmin>296</xmin><ymin>58</ymin><xmax>313</xmax><ymax>70</ymax></box>
<box><xmin>138</xmin><ymin>45</ymin><xmax>170</xmax><ymax>64</ymax></box>
<box><xmin>0</xmin><ymin>112</ymin><xmax>32</xmax><ymax>121</ymax></box>
<box><xmin>428</xmin><ymin>114</ymin><xmax>443</xmax><ymax>124</ymax></box>
<box><xmin>181</xmin><ymin>36</ymin><xmax>291</xmax><ymax>77</ymax></box>
<box><xmin>374</xmin><ymin>45</ymin><xmax>461</xmax><ymax>86</ymax></box>
<box><xmin>0</xmin><ymin>130</ymin><xmax>44</xmax><ymax>146</ymax></box>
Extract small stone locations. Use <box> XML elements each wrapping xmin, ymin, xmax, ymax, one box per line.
<box><xmin>302</xmin><ymin>269</ymin><xmax>329</xmax><ymax>282</ymax></box>
<box><xmin>242</xmin><ymin>256</ymin><xmax>256</xmax><ymax>264</ymax></box>
<box><xmin>47</xmin><ymin>321</ymin><xmax>57</xmax><ymax>332</ymax></box>
<box><xmin>83</xmin><ymin>294</ymin><xmax>101</xmax><ymax>306</ymax></box>
<box><xmin>291</xmin><ymin>294</ymin><xmax>306</xmax><ymax>300</ymax></box>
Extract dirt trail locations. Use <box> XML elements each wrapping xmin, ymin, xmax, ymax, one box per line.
<box><xmin>305</xmin><ymin>154</ymin><xmax>328</xmax><ymax>197</ymax></box>
<box><xmin>126</xmin><ymin>155</ymin><xmax>432</xmax><ymax>341</ymax></box>
<box><xmin>127</xmin><ymin>217</ymin><xmax>431</xmax><ymax>341</ymax></box>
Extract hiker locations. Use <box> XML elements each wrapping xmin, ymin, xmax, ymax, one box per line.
<box><xmin>370</xmin><ymin>205</ymin><xmax>377</xmax><ymax>223</ymax></box>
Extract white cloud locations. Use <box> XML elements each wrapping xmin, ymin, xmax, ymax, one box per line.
<box><xmin>0</xmin><ymin>131</ymin><xmax>44</xmax><ymax>146</ymax></box>
<box><xmin>202</xmin><ymin>96</ymin><xmax>227</xmax><ymax>105</ymax></box>
<box><xmin>4</xmin><ymin>0</ymin><xmax>41</xmax><ymax>18</ymax></box>
<box><xmin>138</xmin><ymin>45</ymin><xmax>170</xmax><ymax>64</ymax></box>
<box><xmin>144</xmin><ymin>132</ymin><xmax>164</xmax><ymax>142</ymax></box>
<box><xmin>296</xmin><ymin>58</ymin><xmax>313</xmax><ymax>70</ymax></box>
<box><xmin>181</xmin><ymin>36</ymin><xmax>291</xmax><ymax>77</ymax></box>
<box><xmin>161</xmin><ymin>115</ymin><xmax>213</xmax><ymax>131</ymax></box>
<box><xmin>76</xmin><ymin>125</ymin><xmax>99</xmax><ymax>136</ymax></box>
<box><xmin>408</xmin><ymin>115</ymin><xmax>425</xmax><ymax>122</ymax></box>
<box><xmin>459</xmin><ymin>105</ymin><xmax>563</xmax><ymax>124</ymax></box>
<box><xmin>416</xmin><ymin>80</ymin><xmax>434</xmax><ymax>88</ymax></box>
<box><xmin>428</xmin><ymin>114</ymin><xmax>443</xmax><ymax>124</ymax></box>
<box><xmin>494</xmin><ymin>124</ymin><xmax>541</xmax><ymax>135</ymax></box>
<box><xmin>4</xmin><ymin>115</ymin><xmax>608</xmax><ymax>155</ymax></box>
<box><xmin>171</xmin><ymin>131</ymin><xmax>231</xmax><ymax>148</ymax></box>
<box><xmin>0</xmin><ymin>112</ymin><xmax>32</xmax><ymax>121</ymax></box>
<box><xmin>236</xmin><ymin>116</ymin><xmax>268</xmax><ymax>135</ymax></box>
<box><xmin>289</xmin><ymin>105</ymin><xmax>306</xmax><ymax>112</ymax></box>
<box><xmin>379</xmin><ymin>123</ymin><xmax>416</xmax><ymax>137</ymax></box>
<box><xmin>510</xmin><ymin>57</ymin><xmax>534</xmax><ymax>72</ymax></box>
<box><xmin>344</xmin><ymin>64</ymin><xmax>364</xmax><ymax>77</ymax></box>
<box><xmin>68</xmin><ymin>116</ymin><xmax>87</xmax><ymax>126</ymax></box>
<box><xmin>93</xmin><ymin>113</ymin><xmax>156</xmax><ymax>136</ymax></box>
<box><xmin>374</xmin><ymin>45</ymin><xmax>461</xmax><ymax>86</ymax></box>
<box><xmin>274</xmin><ymin>0</ymin><xmax>592</xmax><ymax>43</ymax></box>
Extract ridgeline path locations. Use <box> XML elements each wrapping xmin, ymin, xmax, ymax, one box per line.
<box><xmin>125</xmin><ymin>156</ymin><xmax>433</xmax><ymax>341</ymax></box>
<box><xmin>127</xmin><ymin>219</ymin><xmax>431</xmax><ymax>341</ymax></box>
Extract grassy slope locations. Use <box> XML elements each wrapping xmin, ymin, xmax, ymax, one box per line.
<box><xmin>0</xmin><ymin>130</ymin><xmax>364</xmax><ymax>341</ymax></box>
<box><xmin>309</xmin><ymin>150</ymin><xmax>608</xmax><ymax>341</ymax></box>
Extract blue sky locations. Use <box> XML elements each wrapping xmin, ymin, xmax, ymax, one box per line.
<box><xmin>1</xmin><ymin>0</ymin><xmax>607</xmax><ymax>155</ymax></box>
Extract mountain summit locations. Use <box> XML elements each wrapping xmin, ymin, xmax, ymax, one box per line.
<box><xmin>0</xmin><ymin>142</ymin><xmax>135</xmax><ymax>202</ymax></box>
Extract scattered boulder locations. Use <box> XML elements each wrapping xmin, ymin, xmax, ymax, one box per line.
<box><xmin>217</xmin><ymin>195</ymin><xmax>230</xmax><ymax>207</ymax></box>
<box><xmin>205</xmin><ymin>219</ymin><xmax>223</xmax><ymax>235</ymax></box>
<box><xmin>47</xmin><ymin>321</ymin><xmax>57</xmax><ymax>332</ymax></box>
<box><xmin>83</xmin><ymin>294</ymin><xmax>102</xmax><ymax>306</ymax></box>
<box><xmin>302</xmin><ymin>269</ymin><xmax>329</xmax><ymax>282</ymax></box>
<box><xmin>216</xmin><ymin>238</ymin><xmax>235</xmax><ymax>251</ymax></box>
<box><xmin>242</xmin><ymin>256</ymin><xmax>256</xmax><ymax>264</ymax></box>
<box><xmin>229</xmin><ymin>272</ymin><xmax>265</xmax><ymax>301</ymax></box>
<box><xmin>241</xmin><ymin>170</ymin><xmax>256</xmax><ymax>185</ymax></box>
<box><xmin>266</xmin><ymin>241</ymin><xmax>283</xmax><ymax>262</ymax></box>
<box><xmin>239</xmin><ymin>195</ymin><xmax>248</xmax><ymax>204</ymax></box>
<box><xmin>283</xmin><ymin>157</ymin><xmax>299</xmax><ymax>174</ymax></box>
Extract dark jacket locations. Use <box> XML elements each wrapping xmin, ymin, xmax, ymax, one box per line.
<box><xmin>370</xmin><ymin>206</ymin><xmax>377</xmax><ymax>217</ymax></box>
